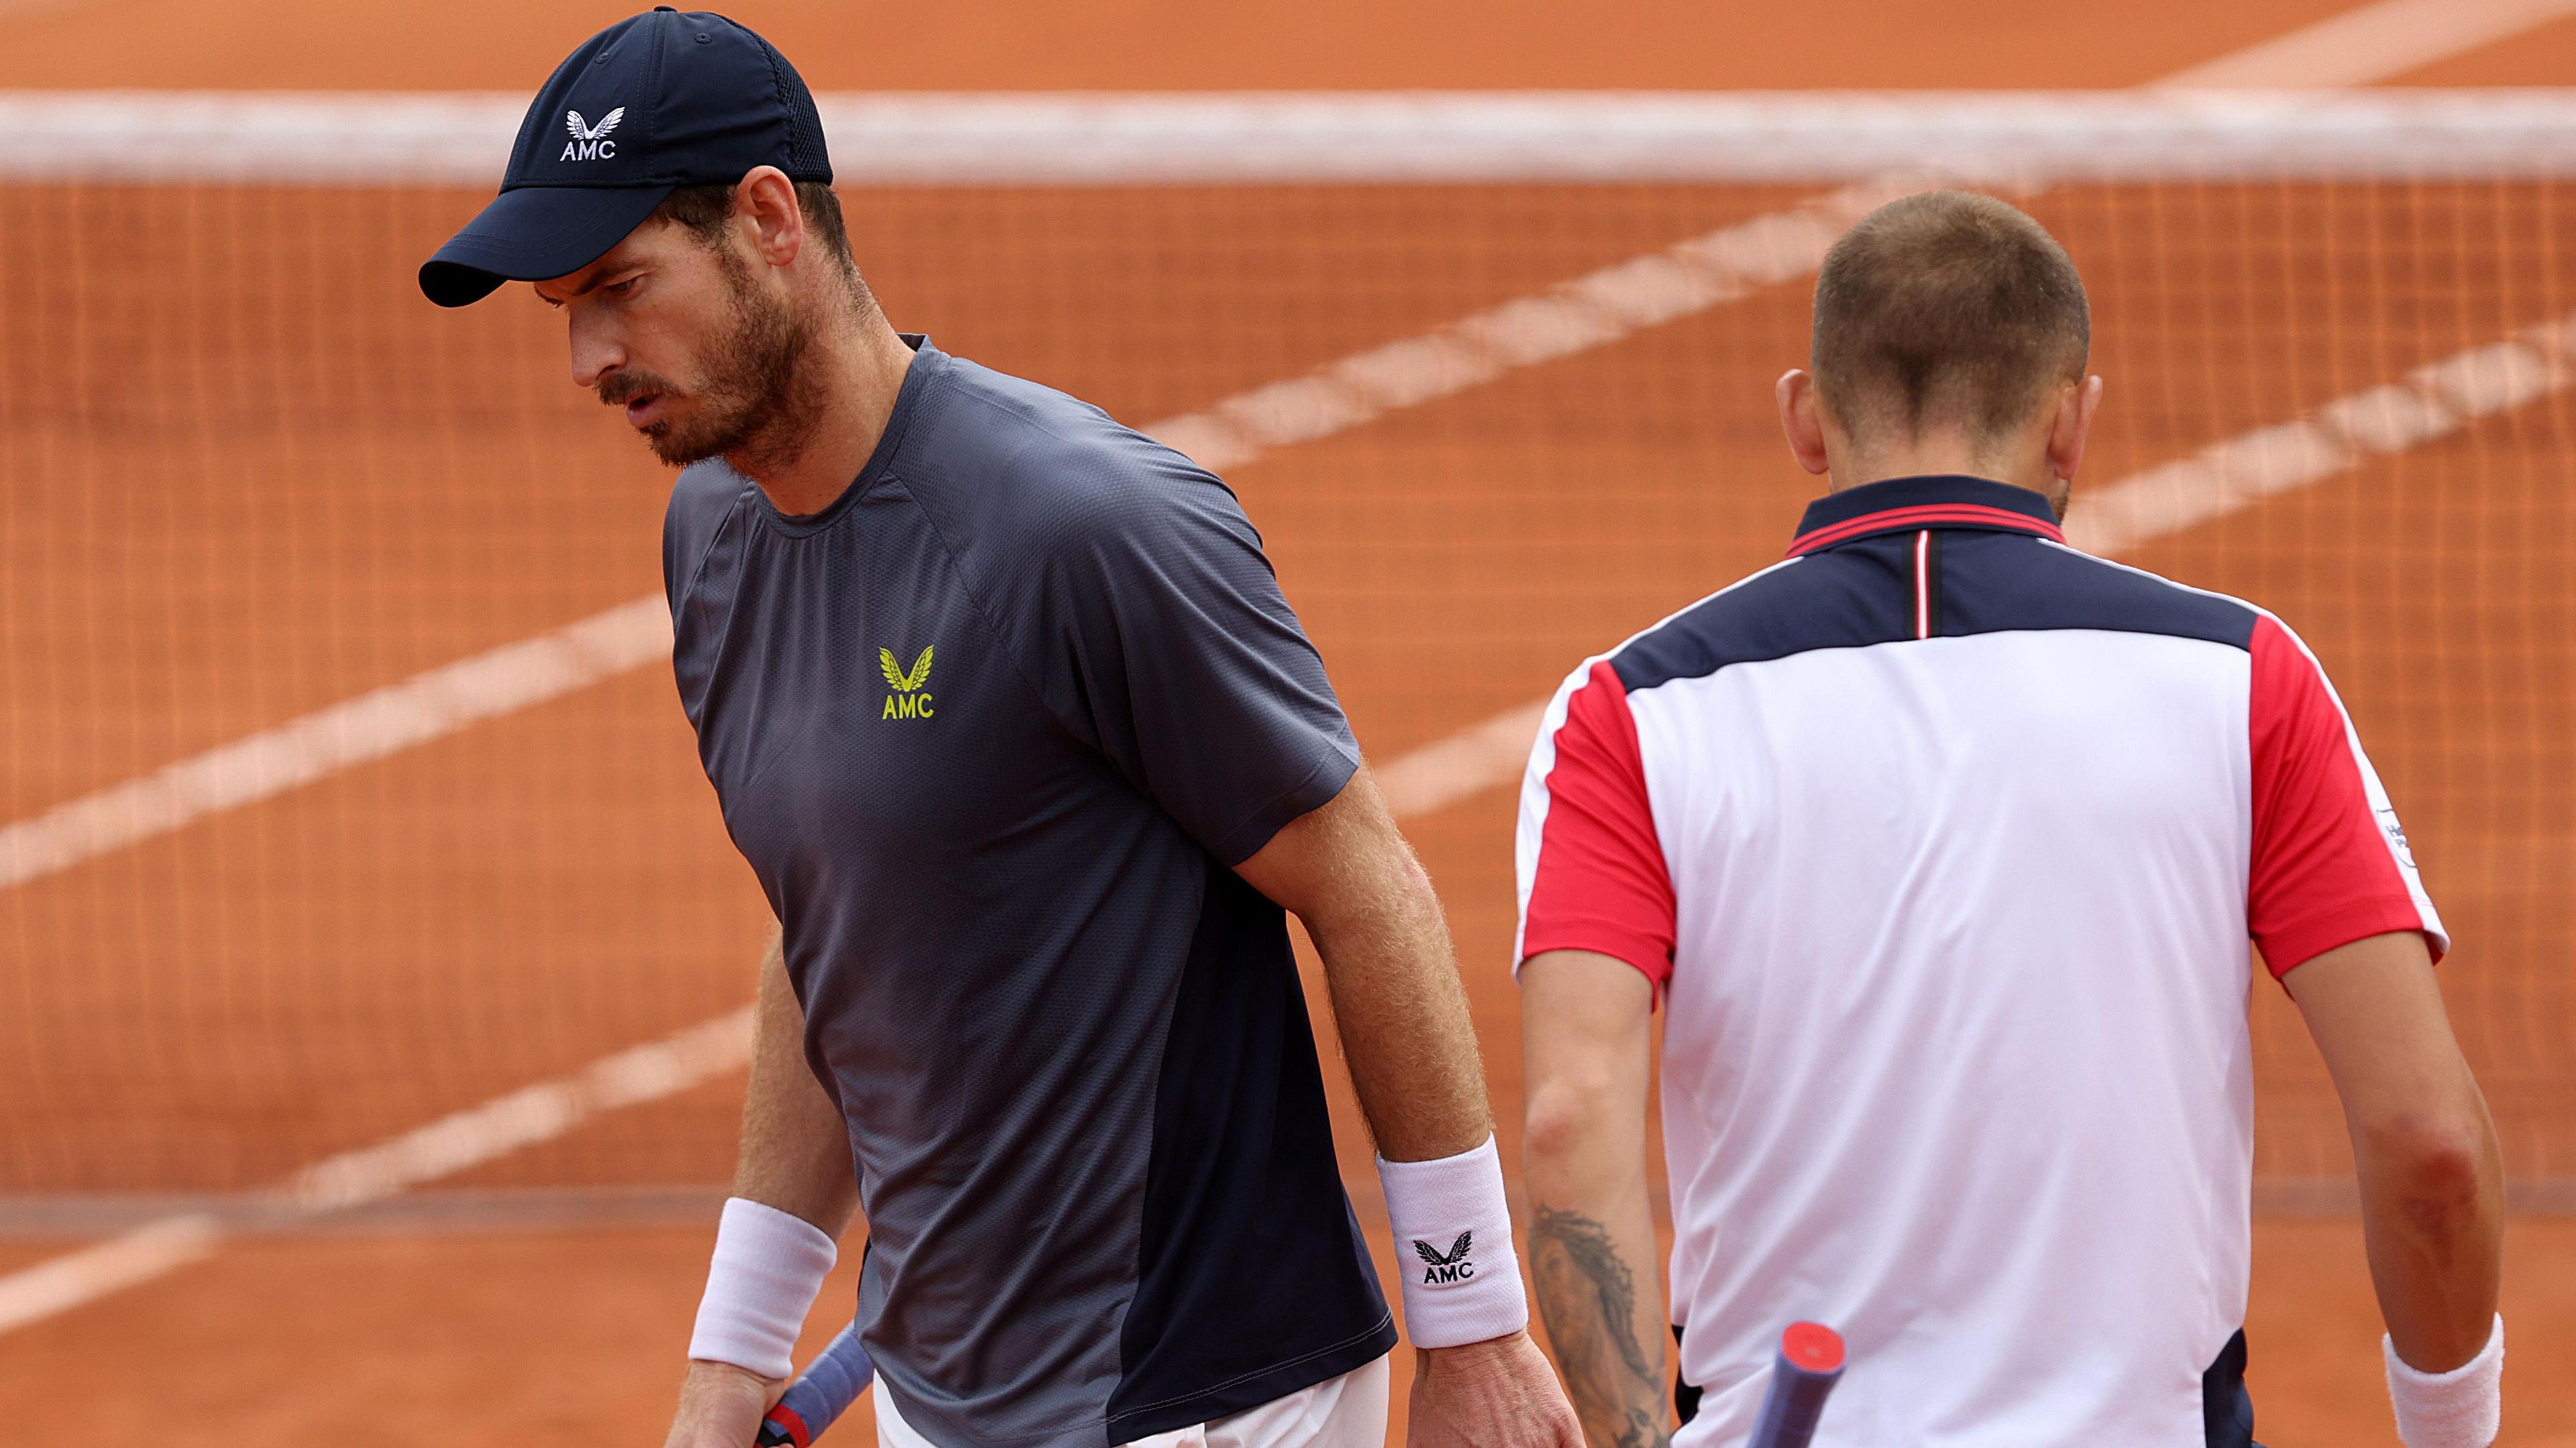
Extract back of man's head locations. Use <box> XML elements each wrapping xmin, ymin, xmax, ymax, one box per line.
<box><xmin>1812</xmin><ymin>191</ymin><xmax>2090</xmax><ymax>446</ymax></box>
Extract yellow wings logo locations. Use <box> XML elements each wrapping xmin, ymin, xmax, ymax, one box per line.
<box><xmin>878</xmin><ymin>646</ymin><xmax>934</xmax><ymax>693</ymax></box>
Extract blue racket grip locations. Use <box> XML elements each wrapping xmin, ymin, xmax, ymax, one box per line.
<box><xmin>1747</xmin><ymin>1322</ymin><xmax>1845</xmax><ymax>1448</ymax></box>
<box><xmin>755</xmin><ymin>1323</ymin><xmax>873</xmax><ymax>1447</ymax></box>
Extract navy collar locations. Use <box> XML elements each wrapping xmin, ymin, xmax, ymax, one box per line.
<box><xmin>1786</xmin><ymin>475</ymin><xmax>2065</xmax><ymax>557</ymax></box>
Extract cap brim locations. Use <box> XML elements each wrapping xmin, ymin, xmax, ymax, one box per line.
<box><xmin>418</xmin><ymin>183</ymin><xmax>676</xmax><ymax>307</ymax></box>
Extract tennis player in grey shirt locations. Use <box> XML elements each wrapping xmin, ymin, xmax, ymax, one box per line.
<box><xmin>419</xmin><ymin>11</ymin><xmax>1582</xmax><ymax>1448</ymax></box>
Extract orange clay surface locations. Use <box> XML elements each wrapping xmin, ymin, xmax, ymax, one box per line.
<box><xmin>1</xmin><ymin>2</ymin><xmax>2571</xmax><ymax>1445</ymax></box>
<box><xmin>0</xmin><ymin>0</ymin><xmax>2473</xmax><ymax>93</ymax></box>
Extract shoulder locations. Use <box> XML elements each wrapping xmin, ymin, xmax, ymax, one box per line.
<box><xmin>2001</xmin><ymin>539</ymin><xmax>2263</xmax><ymax>645</ymax></box>
<box><xmin>1607</xmin><ymin>556</ymin><xmax>1845</xmax><ymax>693</ymax></box>
<box><xmin>900</xmin><ymin>354</ymin><xmax>1256</xmax><ymax>566</ymax></box>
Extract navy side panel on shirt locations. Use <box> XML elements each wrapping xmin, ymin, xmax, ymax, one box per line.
<box><xmin>1108</xmin><ymin>862</ymin><xmax>1395</xmax><ymax>1441</ymax></box>
<box><xmin>663</xmin><ymin>339</ymin><xmax>1391</xmax><ymax>1448</ymax></box>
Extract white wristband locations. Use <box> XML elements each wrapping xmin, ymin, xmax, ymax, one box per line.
<box><xmin>2386</xmin><ymin>1315</ymin><xmax>2504</xmax><ymax>1448</ymax></box>
<box><xmin>688</xmin><ymin>1197</ymin><xmax>839</xmax><ymax>1380</ymax></box>
<box><xmin>1376</xmin><ymin>1135</ymin><xmax>1529</xmax><ymax>1349</ymax></box>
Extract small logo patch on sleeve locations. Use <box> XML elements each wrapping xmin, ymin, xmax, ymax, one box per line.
<box><xmin>2377</xmin><ymin>807</ymin><xmax>2417</xmax><ymax>869</ymax></box>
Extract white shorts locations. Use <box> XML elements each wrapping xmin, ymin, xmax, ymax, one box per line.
<box><xmin>873</xmin><ymin>1355</ymin><xmax>1391</xmax><ymax>1448</ymax></box>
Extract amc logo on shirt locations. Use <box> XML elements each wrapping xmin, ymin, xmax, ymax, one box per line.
<box><xmin>879</xmin><ymin>646</ymin><xmax>936</xmax><ymax>721</ymax></box>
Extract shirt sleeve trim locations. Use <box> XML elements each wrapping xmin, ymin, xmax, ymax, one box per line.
<box><xmin>2260</xmin><ymin>900</ymin><xmax>2448</xmax><ymax>979</ymax></box>
<box><xmin>1515</xmin><ymin>927</ymin><xmax>1674</xmax><ymax>994</ymax></box>
<box><xmin>1208</xmin><ymin>740</ymin><xmax>1361</xmax><ymax>868</ymax></box>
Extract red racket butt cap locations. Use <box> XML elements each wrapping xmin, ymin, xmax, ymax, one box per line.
<box><xmin>763</xmin><ymin>1406</ymin><xmax>813</xmax><ymax>1448</ymax></box>
<box><xmin>1781</xmin><ymin>1322</ymin><xmax>1845</xmax><ymax>1374</ymax></box>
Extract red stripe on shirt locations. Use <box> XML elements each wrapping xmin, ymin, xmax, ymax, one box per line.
<box><xmin>1519</xmin><ymin>660</ymin><xmax>1678</xmax><ymax>992</ymax></box>
<box><xmin>1785</xmin><ymin>504</ymin><xmax>2065</xmax><ymax>557</ymax></box>
<box><xmin>2248</xmin><ymin>614</ymin><xmax>2440</xmax><ymax>977</ymax></box>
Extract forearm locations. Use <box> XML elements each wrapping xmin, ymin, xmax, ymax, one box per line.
<box><xmin>733</xmin><ymin>934</ymin><xmax>859</xmax><ymax>1235</ymax></box>
<box><xmin>2352</xmin><ymin>1097</ymin><xmax>2506</xmax><ymax>1370</ymax></box>
<box><xmin>674</xmin><ymin>937</ymin><xmax>855</xmax><ymax>1415</ymax></box>
<box><xmin>2288</xmin><ymin>930</ymin><xmax>2506</xmax><ymax>1373</ymax></box>
<box><xmin>1528</xmin><ymin>1177</ymin><xmax>1665</xmax><ymax>1445</ymax></box>
<box><xmin>1308</xmin><ymin>873</ymin><xmax>1491</xmax><ymax>1160</ymax></box>
<box><xmin>1237</xmin><ymin>771</ymin><xmax>1582</xmax><ymax>1443</ymax></box>
<box><xmin>1521</xmin><ymin>954</ymin><xmax>1666</xmax><ymax>1448</ymax></box>
<box><xmin>1257</xmin><ymin>768</ymin><xmax>1491</xmax><ymax>1160</ymax></box>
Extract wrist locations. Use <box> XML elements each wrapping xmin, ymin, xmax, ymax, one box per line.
<box><xmin>688</xmin><ymin>1197</ymin><xmax>838</xmax><ymax>1380</ymax></box>
<box><xmin>1416</xmin><ymin>1327</ymin><xmax>1531</xmax><ymax>1359</ymax></box>
<box><xmin>684</xmin><ymin>1356</ymin><xmax>783</xmax><ymax>1387</ymax></box>
<box><xmin>1377</xmin><ymin>1135</ymin><xmax>1530</xmax><ymax>1349</ymax></box>
<box><xmin>2385</xmin><ymin>1314</ymin><xmax>2504</xmax><ymax>1448</ymax></box>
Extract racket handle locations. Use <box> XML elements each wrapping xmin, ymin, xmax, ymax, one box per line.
<box><xmin>1746</xmin><ymin>1322</ymin><xmax>1844</xmax><ymax>1448</ymax></box>
<box><xmin>755</xmin><ymin>1322</ymin><xmax>874</xmax><ymax>1448</ymax></box>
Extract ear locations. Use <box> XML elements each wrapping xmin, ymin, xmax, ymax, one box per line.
<box><xmin>2047</xmin><ymin>374</ymin><xmax>2106</xmax><ymax>482</ymax></box>
<box><xmin>735</xmin><ymin>166</ymin><xmax>806</xmax><ymax>270</ymax></box>
<box><xmin>1777</xmin><ymin>370</ymin><xmax>1831</xmax><ymax>477</ymax></box>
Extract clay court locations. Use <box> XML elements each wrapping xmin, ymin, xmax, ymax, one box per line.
<box><xmin>2</xmin><ymin>1</ymin><xmax>2574</xmax><ymax>1443</ymax></box>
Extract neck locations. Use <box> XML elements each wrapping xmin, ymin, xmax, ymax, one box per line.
<box><xmin>731</xmin><ymin>303</ymin><xmax>915</xmax><ymax>518</ymax></box>
<box><xmin>1823</xmin><ymin>430</ymin><xmax>2067</xmax><ymax>518</ymax></box>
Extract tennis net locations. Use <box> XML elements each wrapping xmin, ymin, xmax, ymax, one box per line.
<box><xmin>2</xmin><ymin>90</ymin><xmax>2571</xmax><ymax>1212</ymax></box>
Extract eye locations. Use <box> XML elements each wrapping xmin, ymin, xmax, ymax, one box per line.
<box><xmin>602</xmin><ymin>275</ymin><xmax>643</xmax><ymax>299</ymax></box>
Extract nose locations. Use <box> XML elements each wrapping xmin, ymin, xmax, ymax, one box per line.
<box><xmin>567</xmin><ymin>307</ymin><xmax>625</xmax><ymax>392</ymax></box>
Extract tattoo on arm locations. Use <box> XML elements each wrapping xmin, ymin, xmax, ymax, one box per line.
<box><xmin>1531</xmin><ymin>1206</ymin><xmax>1670</xmax><ymax>1448</ymax></box>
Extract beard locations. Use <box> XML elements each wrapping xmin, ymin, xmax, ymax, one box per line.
<box><xmin>599</xmin><ymin>251</ymin><xmax>818</xmax><ymax>471</ymax></box>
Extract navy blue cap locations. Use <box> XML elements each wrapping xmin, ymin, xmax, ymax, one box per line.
<box><xmin>420</xmin><ymin>7</ymin><xmax>831</xmax><ymax>307</ymax></box>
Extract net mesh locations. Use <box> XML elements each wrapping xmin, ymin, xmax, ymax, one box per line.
<box><xmin>1</xmin><ymin>98</ymin><xmax>2571</xmax><ymax>1206</ymax></box>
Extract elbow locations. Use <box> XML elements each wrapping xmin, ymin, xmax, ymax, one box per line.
<box><xmin>2361</xmin><ymin>1112</ymin><xmax>2494</xmax><ymax>1232</ymax></box>
<box><xmin>1522</xmin><ymin>1076</ymin><xmax>1619</xmax><ymax>1169</ymax></box>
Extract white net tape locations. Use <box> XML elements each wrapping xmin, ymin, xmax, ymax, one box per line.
<box><xmin>4</xmin><ymin>89</ymin><xmax>2576</xmax><ymax>185</ymax></box>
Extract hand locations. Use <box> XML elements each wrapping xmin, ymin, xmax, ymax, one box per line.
<box><xmin>663</xmin><ymin>1359</ymin><xmax>786</xmax><ymax>1448</ymax></box>
<box><xmin>1409</xmin><ymin>1330</ymin><xmax>1585</xmax><ymax>1448</ymax></box>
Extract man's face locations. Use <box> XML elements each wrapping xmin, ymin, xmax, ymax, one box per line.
<box><xmin>534</xmin><ymin>217</ymin><xmax>807</xmax><ymax>468</ymax></box>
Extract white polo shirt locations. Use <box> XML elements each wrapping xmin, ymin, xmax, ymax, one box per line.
<box><xmin>1515</xmin><ymin>475</ymin><xmax>2444</xmax><ymax>1448</ymax></box>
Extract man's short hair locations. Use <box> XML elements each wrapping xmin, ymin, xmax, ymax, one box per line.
<box><xmin>652</xmin><ymin>178</ymin><xmax>862</xmax><ymax>282</ymax></box>
<box><xmin>1811</xmin><ymin>190</ymin><xmax>2089</xmax><ymax>441</ymax></box>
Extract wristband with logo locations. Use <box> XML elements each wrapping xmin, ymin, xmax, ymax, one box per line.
<box><xmin>1376</xmin><ymin>1135</ymin><xmax>1529</xmax><ymax>1349</ymax></box>
<box><xmin>688</xmin><ymin>1196</ymin><xmax>838</xmax><ymax>1381</ymax></box>
<box><xmin>2385</xmin><ymin>1315</ymin><xmax>2504</xmax><ymax>1448</ymax></box>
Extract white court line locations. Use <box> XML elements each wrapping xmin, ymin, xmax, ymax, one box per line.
<box><xmin>0</xmin><ymin>1009</ymin><xmax>751</xmax><ymax>1334</ymax></box>
<box><xmin>5</xmin><ymin>327</ymin><xmax>2571</xmax><ymax>1341</ymax></box>
<box><xmin>1373</xmin><ymin>701</ymin><xmax>1554</xmax><ymax>820</ymax></box>
<box><xmin>2158</xmin><ymin>0</ymin><xmax>2576</xmax><ymax>88</ymax></box>
<box><xmin>2072</xmin><ymin>321</ymin><xmax>2576</xmax><ymax>554</ymax></box>
<box><xmin>2</xmin><ymin>0</ymin><xmax>2567</xmax><ymax>1339</ymax></box>
<box><xmin>0</xmin><ymin>598</ymin><xmax>673</xmax><ymax>891</ymax></box>
<box><xmin>0</xmin><ymin>0</ymin><xmax>110</xmax><ymax>19</ymax></box>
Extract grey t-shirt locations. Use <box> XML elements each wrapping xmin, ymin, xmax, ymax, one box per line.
<box><xmin>663</xmin><ymin>338</ymin><xmax>1395</xmax><ymax>1447</ymax></box>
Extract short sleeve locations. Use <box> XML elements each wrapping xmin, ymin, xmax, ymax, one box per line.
<box><xmin>1515</xmin><ymin>659</ymin><xmax>1676</xmax><ymax>994</ymax></box>
<box><xmin>2248</xmin><ymin>614</ymin><xmax>2448</xmax><ymax>977</ymax></box>
<box><xmin>1040</xmin><ymin>450</ymin><xmax>1358</xmax><ymax>866</ymax></box>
